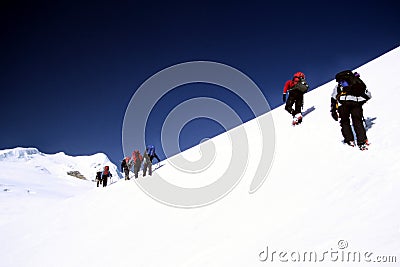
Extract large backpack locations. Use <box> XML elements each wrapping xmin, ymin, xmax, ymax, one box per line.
<box><xmin>103</xmin><ymin>166</ymin><xmax>109</xmax><ymax>175</ymax></box>
<box><xmin>132</xmin><ymin>150</ymin><xmax>143</xmax><ymax>164</ymax></box>
<box><xmin>290</xmin><ymin>76</ymin><xmax>309</xmax><ymax>93</ymax></box>
<box><xmin>125</xmin><ymin>156</ymin><xmax>133</xmax><ymax>168</ymax></box>
<box><xmin>121</xmin><ymin>158</ymin><xmax>128</xmax><ymax>169</ymax></box>
<box><xmin>146</xmin><ymin>145</ymin><xmax>155</xmax><ymax>157</ymax></box>
<box><xmin>335</xmin><ymin>70</ymin><xmax>366</xmax><ymax>97</ymax></box>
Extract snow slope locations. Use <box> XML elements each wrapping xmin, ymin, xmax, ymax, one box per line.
<box><xmin>1</xmin><ymin>47</ymin><xmax>400</xmax><ymax>266</ymax></box>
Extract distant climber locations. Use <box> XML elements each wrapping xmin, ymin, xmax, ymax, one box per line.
<box><xmin>143</xmin><ymin>145</ymin><xmax>160</xmax><ymax>177</ymax></box>
<box><xmin>95</xmin><ymin>171</ymin><xmax>102</xmax><ymax>187</ymax></box>
<box><xmin>121</xmin><ymin>157</ymin><xmax>131</xmax><ymax>180</ymax></box>
<box><xmin>102</xmin><ymin>166</ymin><xmax>112</xmax><ymax>187</ymax></box>
<box><xmin>143</xmin><ymin>150</ymin><xmax>152</xmax><ymax>177</ymax></box>
<box><xmin>132</xmin><ymin>150</ymin><xmax>143</xmax><ymax>178</ymax></box>
<box><xmin>330</xmin><ymin>70</ymin><xmax>371</xmax><ymax>150</ymax></box>
<box><xmin>282</xmin><ymin>71</ymin><xmax>309</xmax><ymax>125</ymax></box>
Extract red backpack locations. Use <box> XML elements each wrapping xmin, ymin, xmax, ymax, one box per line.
<box><xmin>132</xmin><ymin>150</ymin><xmax>143</xmax><ymax>164</ymax></box>
<box><xmin>103</xmin><ymin>166</ymin><xmax>109</xmax><ymax>175</ymax></box>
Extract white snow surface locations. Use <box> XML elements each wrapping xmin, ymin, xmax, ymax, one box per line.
<box><xmin>1</xmin><ymin>47</ymin><xmax>400</xmax><ymax>266</ymax></box>
<box><xmin>0</xmin><ymin>148</ymin><xmax>120</xmax><ymax>225</ymax></box>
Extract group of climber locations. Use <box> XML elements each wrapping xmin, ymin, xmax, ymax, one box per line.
<box><xmin>120</xmin><ymin>145</ymin><xmax>161</xmax><ymax>180</ymax></box>
<box><xmin>283</xmin><ymin>70</ymin><xmax>371</xmax><ymax>150</ymax></box>
<box><xmin>97</xmin><ymin>69</ymin><xmax>371</xmax><ymax>187</ymax></box>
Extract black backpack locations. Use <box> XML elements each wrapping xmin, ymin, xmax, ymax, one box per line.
<box><xmin>335</xmin><ymin>70</ymin><xmax>366</xmax><ymax>97</ymax></box>
<box><xmin>290</xmin><ymin>76</ymin><xmax>309</xmax><ymax>93</ymax></box>
<box><xmin>121</xmin><ymin>159</ymin><xmax>127</xmax><ymax>169</ymax></box>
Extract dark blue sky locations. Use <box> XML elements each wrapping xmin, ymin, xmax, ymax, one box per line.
<box><xmin>1</xmin><ymin>1</ymin><xmax>399</xmax><ymax>166</ymax></box>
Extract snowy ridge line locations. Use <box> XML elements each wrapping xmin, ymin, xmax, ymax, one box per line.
<box><xmin>0</xmin><ymin>146</ymin><xmax>122</xmax><ymax>179</ymax></box>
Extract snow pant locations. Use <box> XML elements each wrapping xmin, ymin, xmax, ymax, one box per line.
<box><xmin>285</xmin><ymin>90</ymin><xmax>304</xmax><ymax>116</ymax></box>
<box><xmin>133</xmin><ymin>164</ymin><xmax>141</xmax><ymax>178</ymax></box>
<box><xmin>96</xmin><ymin>178</ymin><xmax>102</xmax><ymax>187</ymax></box>
<box><xmin>338</xmin><ymin>101</ymin><xmax>367</xmax><ymax>145</ymax></box>
<box><xmin>143</xmin><ymin>161</ymin><xmax>152</xmax><ymax>177</ymax></box>
<box><xmin>124</xmin><ymin>168</ymin><xmax>130</xmax><ymax>180</ymax></box>
<box><xmin>102</xmin><ymin>175</ymin><xmax>108</xmax><ymax>187</ymax></box>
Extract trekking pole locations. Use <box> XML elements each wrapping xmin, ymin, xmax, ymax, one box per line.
<box><xmin>362</xmin><ymin>115</ymin><xmax>367</xmax><ymax>128</ymax></box>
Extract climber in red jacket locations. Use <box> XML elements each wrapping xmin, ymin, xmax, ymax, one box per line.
<box><xmin>282</xmin><ymin>71</ymin><xmax>309</xmax><ymax>125</ymax></box>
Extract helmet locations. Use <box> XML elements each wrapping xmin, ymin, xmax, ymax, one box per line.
<box><xmin>294</xmin><ymin>72</ymin><xmax>305</xmax><ymax>79</ymax></box>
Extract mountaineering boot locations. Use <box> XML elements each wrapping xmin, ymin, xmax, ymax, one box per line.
<box><xmin>345</xmin><ymin>140</ymin><xmax>355</xmax><ymax>147</ymax></box>
<box><xmin>358</xmin><ymin>139</ymin><xmax>370</xmax><ymax>151</ymax></box>
<box><xmin>359</xmin><ymin>143</ymin><xmax>368</xmax><ymax>151</ymax></box>
<box><xmin>292</xmin><ymin>113</ymin><xmax>303</xmax><ymax>126</ymax></box>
